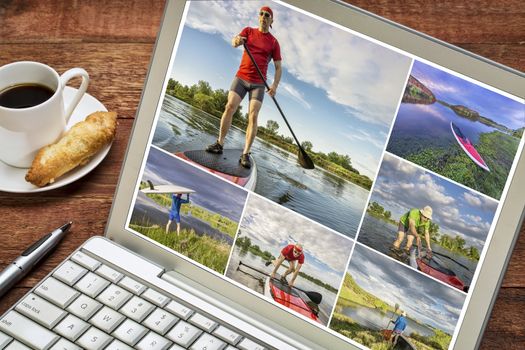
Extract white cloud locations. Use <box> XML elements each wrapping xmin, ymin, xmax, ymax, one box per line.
<box><xmin>280</xmin><ymin>82</ymin><xmax>312</xmax><ymax>109</ymax></box>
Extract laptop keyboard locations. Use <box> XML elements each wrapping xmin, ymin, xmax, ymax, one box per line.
<box><xmin>0</xmin><ymin>251</ymin><xmax>267</xmax><ymax>350</ymax></box>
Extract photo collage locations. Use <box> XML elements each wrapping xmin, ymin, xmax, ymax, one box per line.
<box><xmin>126</xmin><ymin>1</ymin><xmax>525</xmax><ymax>350</ymax></box>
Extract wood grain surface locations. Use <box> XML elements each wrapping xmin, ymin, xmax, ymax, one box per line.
<box><xmin>0</xmin><ymin>1</ymin><xmax>523</xmax><ymax>348</ymax></box>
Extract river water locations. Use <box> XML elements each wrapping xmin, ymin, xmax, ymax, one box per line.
<box><xmin>357</xmin><ymin>215</ymin><xmax>476</xmax><ymax>286</ymax></box>
<box><xmin>152</xmin><ymin>95</ymin><xmax>369</xmax><ymax>238</ymax></box>
<box><xmin>338</xmin><ymin>301</ymin><xmax>435</xmax><ymax>337</ymax></box>
<box><xmin>225</xmin><ymin>246</ymin><xmax>337</xmax><ymax>326</ymax></box>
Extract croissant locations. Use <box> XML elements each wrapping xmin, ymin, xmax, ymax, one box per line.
<box><xmin>25</xmin><ymin>111</ymin><xmax>117</xmax><ymax>187</ymax></box>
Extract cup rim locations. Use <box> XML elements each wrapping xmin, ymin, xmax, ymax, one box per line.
<box><xmin>0</xmin><ymin>61</ymin><xmax>61</xmax><ymax>112</ymax></box>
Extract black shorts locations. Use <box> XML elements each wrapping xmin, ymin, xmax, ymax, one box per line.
<box><xmin>230</xmin><ymin>77</ymin><xmax>265</xmax><ymax>102</ymax></box>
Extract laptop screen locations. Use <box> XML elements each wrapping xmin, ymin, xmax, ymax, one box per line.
<box><xmin>124</xmin><ymin>1</ymin><xmax>524</xmax><ymax>349</ymax></box>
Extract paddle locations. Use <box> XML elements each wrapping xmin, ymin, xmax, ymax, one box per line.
<box><xmin>242</xmin><ymin>43</ymin><xmax>315</xmax><ymax>169</ymax></box>
<box><xmin>238</xmin><ymin>261</ymin><xmax>322</xmax><ymax>304</ymax></box>
<box><xmin>385</xmin><ymin>303</ymin><xmax>400</xmax><ymax>330</ymax></box>
<box><xmin>147</xmin><ymin>180</ymin><xmax>155</xmax><ymax>190</ymax></box>
<box><xmin>430</xmin><ymin>251</ymin><xmax>471</xmax><ymax>271</ymax></box>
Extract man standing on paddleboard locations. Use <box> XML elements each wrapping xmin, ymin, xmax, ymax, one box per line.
<box><xmin>389</xmin><ymin>311</ymin><xmax>408</xmax><ymax>346</ymax></box>
<box><xmin>393</xmin><ymin>206</ymin><xmax>433</xmax><ymax>256</ymax></box>
<box><xmin>206</xmin><ymin>6</ymin><xmax>282</xmax><ymax>169</ymax></box>
<box><xmin>266</xmin><ymin>243</ymin><xmax>304</xmax><ymax>288</ymax></box>
<box><xmin>166</xmin><ymin>193</ymin><xmax>190</xmax><ymax>236</ymax></box>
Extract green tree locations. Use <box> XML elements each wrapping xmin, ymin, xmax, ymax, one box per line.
<box><xmin>301</xmin><ymin>141</ymin><xmax>313</xmax><ymax>152</ymax></box>
<box><xmin>266</xmin><ymin>120</ymin><xmax>279</xmax><ymax>135</ymax></box>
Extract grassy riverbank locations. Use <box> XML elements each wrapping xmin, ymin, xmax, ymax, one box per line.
<box><xmin>129</xmin><ymin>224</ymin><xmax>231</xmax><ymax>273</ymax></box>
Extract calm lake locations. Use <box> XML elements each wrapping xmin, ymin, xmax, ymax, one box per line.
<box><xmin>225</xmin><ymin>246</ymin><xmax>337</xmax><ymax>326</ymax></box>
<box><xmin>152</xmin><ymin>95</ymin><xmax>369</xmax><ymax>237</ymax></box>
<box><xmin>357</xmin><ymin>215</ymin><xmax>476</xmax><ymax>286</ymax></box>
<box><xmin>387</xmin><ymin>102</ymin><xmax>497</xmax><ymax>157</ymax></box>
<box><xmin>339</xmin><ymin>301</ymin><xmax>435</xmax><ymax>337</ymax></box>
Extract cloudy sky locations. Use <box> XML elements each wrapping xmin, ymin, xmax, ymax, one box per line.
<box><xmin>348</xmin><ymin>244</ymin><xmax>465</xmax><ymax>334</ymax></box>
<box><xmin>238</xmin><ymin>193</ymin><xmax>354</xmax><ymax>289</ymax></box>
<box><xmin>411</xmin><ymin>60</ymin><xmax>524</xmax><ymax>130</ymax></box>
<box><xmin>168</xmin><ymin>0</ymin><xmax>412</xmax><ymax>178</ymax></box>
<box><xmin>368</xmin><ymin>153</ymin><xmax>498</xmax><ymax>250</ymax></box>
<box><xmin>142</xmin><ymin>146</ymin><xmax>247</xmax><ymax>221</ymax></box>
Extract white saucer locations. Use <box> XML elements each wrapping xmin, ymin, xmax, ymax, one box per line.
<box><xmin>0</xmin><ymin>86</ymin><xmax>112</xmax><ymax>193</ymax></box>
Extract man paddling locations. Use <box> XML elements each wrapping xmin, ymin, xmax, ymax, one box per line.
<box><xmin>393</xmin><ymin>206</ymin><xmax>433</xmax><ymax>256</ymax></box>
<box><xmin>206</xmin><ymin>6</ymin><xmax>282</xmax><ymax>169</ymax></box>
<box><xmin>266</xmin><ymin>243</ymin><xmax>304</xmax><ymax>288</ymax></box>
<box><xmin>389</xmin><ymin>311</ymin><xmax>408</xmax><ymax>346</ymax></box>
<box><xmin>166</xmin><ymin>193</ymin><xmax>190</xmax><ymax>236</ymax></box>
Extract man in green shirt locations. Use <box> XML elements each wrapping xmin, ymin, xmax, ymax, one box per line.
<box><xmin>393</xmin><ymin>206</ymin><xmax>433</xmax><ymax>255</ymax></box>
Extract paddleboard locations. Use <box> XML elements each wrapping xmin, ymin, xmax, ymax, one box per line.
<box><xmin>416</xmin><ymin>256</ymin><xmax>465</xmax><ymax>291</ymax></box>
<box><xmin>381</xmin><ymin>330</ymin><xmax>416</xmax><ymax>350</ymax></box>
<box><xmin>141</xmin><ymin>184</ymin><xmax>195</xmax><ymax>194</ymax></box>
<box><xmin>176</xmin><ymin>149</ymin><xmax>257</xmax><ymax>191</ymax></box>
<box><xmin>264</xmin><ymin>273</ymin><xmax>320</xmax><ymax>323</ymax></box>
<box><xmin>450</xmin><ymin>122</ymin><xmax>490</xmax><ymax>171</ymax></box>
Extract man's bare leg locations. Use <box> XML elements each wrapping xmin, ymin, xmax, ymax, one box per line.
<box><xmin>218</xmin><ymin>91</ymin><xmax>243</xmax><ymax>145</ymax></box>
<box><xmin>242</xmin><ymin>99</ymin><xmax>262</xmax><ymax>155</ymax></box>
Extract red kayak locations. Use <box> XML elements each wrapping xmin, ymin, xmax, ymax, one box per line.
<box><xmin>450</xmin><ymin>122</ymin><xmax>490</xmax><ymax>171</ymax></box>
<box><xmin>264</xmin><ymin>274</ymin><xmax>320</xmax><ymax>323</ymax></box>
<box><xmin>176</xmin><ymin>149</ymin><xmax>257</xmax><ymax>191</ymax></box>
<box><xmin>417</xmin><ymin>257</ymin><xmax>465</xmax><ymax>291</ymax></box>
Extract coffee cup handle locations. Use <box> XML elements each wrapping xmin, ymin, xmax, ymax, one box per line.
<box><xmin>60</xmin><ymin>68</ymin><xmax>90</xmax><ymax>123</ymax></box>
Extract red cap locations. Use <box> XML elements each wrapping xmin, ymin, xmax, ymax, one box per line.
<box><xmin>260</xmin><ymin>6</ymin><xmax>273</xmax><ymax>18</ymax></box>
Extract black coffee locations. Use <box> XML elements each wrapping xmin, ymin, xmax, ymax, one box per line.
<box><xmin>0</xmin><ymin>83</ymin><xmax>55</xmax><ymax>109</ymax></box>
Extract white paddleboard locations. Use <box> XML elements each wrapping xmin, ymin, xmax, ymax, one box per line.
<box><xmin>141</xmin><ymin>184</ymin><xmax>195</xmax><ymax>194</ymax></box>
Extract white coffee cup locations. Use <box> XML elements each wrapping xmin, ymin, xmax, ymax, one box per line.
<box><xmin>0</xmin><ymin>61</ymin><xmax>89</xmax><ymax>168</ymax></box>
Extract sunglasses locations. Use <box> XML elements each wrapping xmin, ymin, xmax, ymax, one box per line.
<box><xmin>259</xmin><ymin>11</ymin><xmax>271</xmax><ymax>18</ymax></box>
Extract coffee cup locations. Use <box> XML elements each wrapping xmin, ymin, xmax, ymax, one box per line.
<box><xmin>0</xmin><ymin>61</ymin><xmax>89</xmax><ymax>168</ymax></box>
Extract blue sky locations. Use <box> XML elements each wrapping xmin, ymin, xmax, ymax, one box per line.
<box><xmin>347</xmin><ymin>244</ymin><xmax>465</xmax><ymax>334</ymax></box>
<box><xmin>143</xmin><ymin>146</ymin><xmax>247</xmax><ymax>221</ymax></box>
<box><xmin>238</xmin><ymin>193</ymin><xmax>354</xmax><ymax>289</ymax></box>
<box><xmin>169</xmin><ymin>0</ymin><xmax>412</xmax><ymax>178</ymax></box>
<box><xmin>411</xmin><ymin>61</ymin><xmax>524</xmax><ymax>130</ymax></box>
<box><xmin>367</xmin><ymin>154</ymin><xmax>498</xmax><ymax>250</ymax></box>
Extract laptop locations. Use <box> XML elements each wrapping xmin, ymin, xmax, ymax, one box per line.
<box><xmin>1</xmin><ymin>1</ymin><xmax>523</xmax><ymax>349</ymax></box>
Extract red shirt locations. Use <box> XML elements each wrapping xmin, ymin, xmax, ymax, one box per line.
<box><xmin>281</xmin><ymin>244</ymin><xmax>305</xmax><ymax>264</ymax></box>
<box><xmin>236</xmin><ymin>27</ymin><xmax>281</xmax><ymax>84</ymax></box>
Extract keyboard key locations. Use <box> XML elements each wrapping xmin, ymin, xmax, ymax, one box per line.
<box><xmin>120</xmin><ymin>296</ymin><xmax>155</xmax><ymax>323</ymax></box>
<box><xmin>0</xmin><ymin>332</ymin><xmax>13</xmax><ymax>348</ymax></box>
<box><xmin>188</xmin><ymin>312</ymin><xmax>217</xmax><ymax>332</ymax></box>
<box><xmin>0</xmin><ymin>311</ymin><xmax>60</xmax><ymax>350</ymax></box>
<box><xmin>76</xmin><ymin>327</ymin><xmax>113</xmax><ymax>350</ymax></box>
<box><xmin>53</xmin><ymin>261</ymin><xmax>87</xmax><ymax>285</ymax></box>
<box><xmin>35</xmin><ymin>277</ymin><xmax>79</xmax><ymax>308</ymax></box>
<box><xmin>225</xmin><ymin>346</ymin><xmax>238</xmax><ymax>350</ymax></box>
<box><xmin>75</xmin><ymin>272</ymin><xmax>110</xmax><ymax>298</ymax></box>
<box><xmin>71</xmin><ymin>252</ymin><xmax>101</xmax><ymax>271</ymax></box>
<box><xmin>112</xmin><ymin>319</ymin><xmax>148</xmax><ymax>346</ymax></box>
<box><xmin>142</xmin><ymin>289</ymin><xmax>170</xmax><ymax>307</ymax></box>
<box><xmin>190</xmin><ymin>333</ymin><xmax>226</xmax><ymax>350</ymax></box>
<box><xmin>142</xmin><ymin>309</ymin><xmax>178</xmax><ymax>335</ymax></box>
<box><xmin>165</xmin><ymin>300</ymin><xmax>193</xmax><ymax>320</ymax></box>
<box><xmin>118</xmin><ymin>276</ymin><xmax>147</xmax><ymax>295</ymax></box>
<box><xmin>54</xmin><ymin>314</ymin><xmax>90</xmax><ymax>341</ymax></box>
<box><xmin>168</xmin><ymin>345</ymin><xmax>186</xmax><ymax>350</ymax></box>
<box><xmin>50</xmin><ymin>337</ymin><xmax>82</xmax><ymax>350</ymax></box>
<box><xmin>89</xmin><ymin>306</ymin><xmax>125</xmax><ymax>333</ymax></box>
<box><xmin>136</xmin><ymin>331</ymin><xmax>172</xmax><ymax>350</ymax></box>
<box><xmin>5</xmin><ymin>340</ymin><xmax>30</xmax><ymax>350</ymax></box>
<box><xmin>95</xmin><ymin>265</ymin><xmax>124</xmax><ymax>283</ymax></box>
<box><xmin>166</xmin><ymin>320</ymin><xmax>201</xmax><ymax>348</ymax></box>
<box><xmin>96</xmin><ymin>284</ymin><xmax>132</xmax><ymax>310</ymax></box>
<box><xmin>15</xmin><ymin>293</ymin><xmax>67</xmax><ymax>329</ymax></box>
<box><xmin>104</xmin><ymin>339</ymin><xmax>134</xmax><ymax>350</ymax></box>
<box><xmin>212</xmin><ymin>325</ymin><xmax>242</xmax><ymax>345</ymax></box>
<box><xmin>67</xmin><ymin>294</ymin><xmax>102</xmax><ymax>321</ymax></box>
<box><xmin>237</xmin><ymin>338</ymin><xmax>265</xmax><ymax>350</ymax></box>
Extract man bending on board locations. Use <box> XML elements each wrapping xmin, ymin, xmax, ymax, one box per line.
<box><xmin>389</xmin><ymin>311</ymin><xmax>408</xmax><ymax>347</ymax></box>
<box><xmin>166</xmin><ymin>193</ymin><xmax>190</xmax><ymax>236</ymax></box>
<box><xmin>393</xmin><ymin>206</ymin><xmax>433</xmax><ymax>256</ymax></box>
<box><xmin>265</xmin><ymin>243</ymin><xmax>304</xmax><ymax>288</ymax></box>
<box><xmin>206</xmin><ymin>6</ymin><xmax>282</xmax><ymax>169</ymax></box>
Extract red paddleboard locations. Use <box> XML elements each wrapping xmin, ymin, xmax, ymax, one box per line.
<box><xmin>417</xmin><ymin>257</ymin><xmax>465</xmax><ymax>291</ymax></box>
<box><xmin>264</xmin><ymin>274</ymin><xmax>320</xmax><ymax>323</ymax></box>
<box><xmin>450</xmin><ymin>122</ymin><xmax>490</xmax><ymax>171</ymax></box>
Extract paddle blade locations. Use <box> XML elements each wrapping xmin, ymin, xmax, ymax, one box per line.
<box><xmin>298</xmin><ymin>149</ymin><xmax>315</xmax><ymax>169</ymax></box>
<box><xmin>304</xmin><ymin>291</ymin><xmax>322</xmax><ymax>304</ymax></box>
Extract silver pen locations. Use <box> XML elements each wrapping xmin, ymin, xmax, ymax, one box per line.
<box><xmin>0</xmin><ymin>221</ymin><xmax>72</xmax><ymax>298</ymax></box>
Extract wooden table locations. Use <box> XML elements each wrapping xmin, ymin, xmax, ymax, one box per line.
<box><xmin>0</xmin><ymin>1</ymin><xmax>523</xmax><ymax>348</ymax></box>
